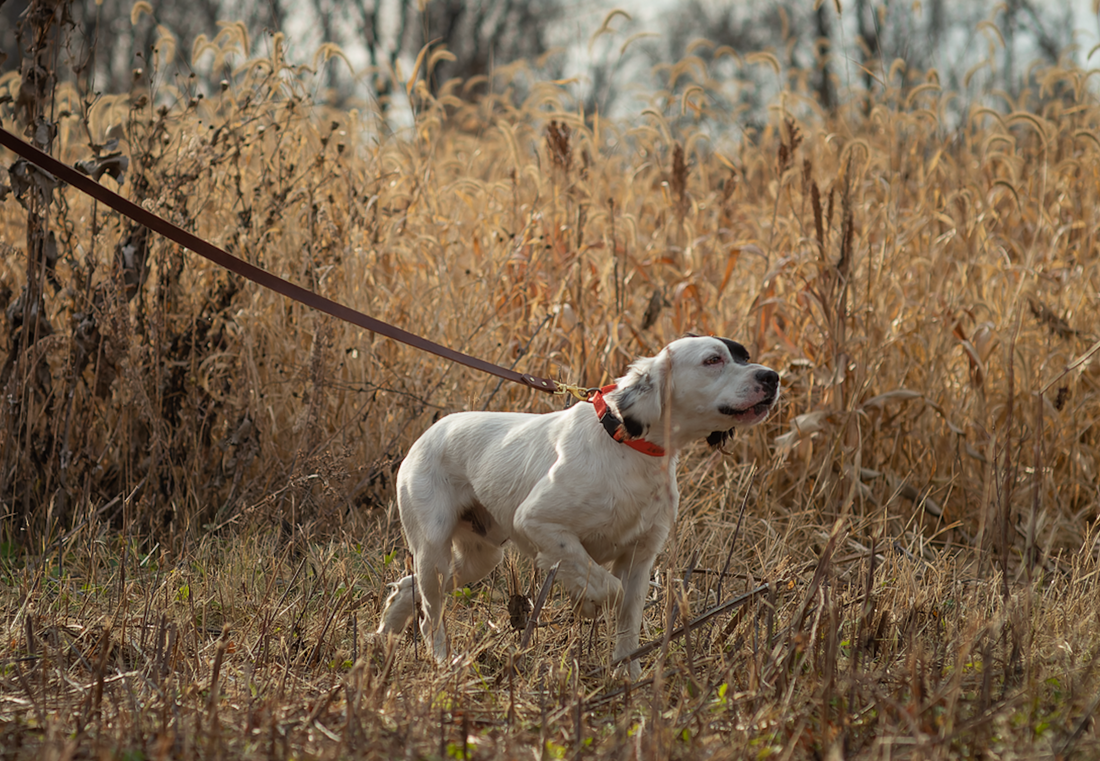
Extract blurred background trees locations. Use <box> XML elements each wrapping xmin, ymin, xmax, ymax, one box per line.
<box><xmin>0</xmin><ymin>0</ymin><xmax>1086</xmax><ymax>122</ymax></box>
<box><xmin>574</xmin><ymin>0</ymin><xmax>1080</xmax><ymax>128</ymax></box>
<box><xmin>0</xmin><ymin>0</ymin><xmax>565</xmax><ymax>109</ymax></box>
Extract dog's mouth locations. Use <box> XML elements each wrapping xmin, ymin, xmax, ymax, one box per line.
<box><xmin>720</xmin><ymin>395</ymin><xmax>777</xmax><ymax>420</ymax></box>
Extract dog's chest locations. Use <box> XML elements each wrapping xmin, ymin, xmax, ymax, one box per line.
<box><xmin>581</xmin><ymin>477</ymin><xmax>676</xmax><ymax>563</ymax></box>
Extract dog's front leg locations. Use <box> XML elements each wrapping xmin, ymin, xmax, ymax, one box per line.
<box><xmin>544</xmin><ymin>534</ymin><xmax>624</xmax><ymax>617</ymax></box>
<box><xmin>514</xmin><ymin>512</ymin><xmax>623</xmax><ymax>616</ymax></box>
<box><xmin>611</xmin><ymin>552</ymin><xmax>657</xmax><ymax>681</ymax></box>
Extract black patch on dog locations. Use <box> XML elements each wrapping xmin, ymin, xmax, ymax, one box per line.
<box><xmin>613</xmin><ymin>376</ymin><xmax>650</xmax><ymax>414</ymax></box>
<box><xmin>612</xmin><ymin>378</ymin><xmax>652</xmax><ymax>439</ymax></box>
<box><xmin>620</xmin><ymin>414</ymin><xmax>645</xmax><ymax>438</ymax></box>
<box><xmin>707</xmin><ymin>428</ymin><xmax>734</xmax><ymax>448</ymax></box>
<box><xmin>459</xmin><ymin>503</ymin><xmax>492</xmax><ymax>537</ymax></box>
<box><xmin>719</xmin><ymin>338</ymin><xmax>751</xmax><ymax>364</ymax></box>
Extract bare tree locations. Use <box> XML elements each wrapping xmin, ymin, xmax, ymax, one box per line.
<box><xmin>814</xmin><ymin>0</ymin><xmax>836</xmax><ymax>114</ymax></box>
<box><xmin>412</xmin><ymin>0</ymin><xmax>564</xmax><ymax>97</ymax></box>
<box><xmin>349</xmin><ymin>0</ymin><xmax>411</xmax><ymax>105</ymax></box>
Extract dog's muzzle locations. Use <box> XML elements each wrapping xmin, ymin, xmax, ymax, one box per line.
<box><xmin>720</xmin><ymin>368</ymin><xmax>780</xmax><ymax>418</ymax></box>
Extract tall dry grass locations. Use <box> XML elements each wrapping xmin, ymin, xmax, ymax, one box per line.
<box><xmin>1</xmin><ymin>9</ymin><xmax>1099</xmax><ymax>760</ymax></box>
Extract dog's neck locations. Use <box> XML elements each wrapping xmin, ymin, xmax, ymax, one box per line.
<box><xmin>589</xmin><ymin>385</ymin><xmax>667</xmax><ymax>456</ymax></box>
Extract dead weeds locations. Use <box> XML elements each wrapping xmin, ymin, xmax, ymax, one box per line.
<box><xmin>1</xmin><ymin>4</ymin><xmax>1100</xmax><ymax>759</ymax></box>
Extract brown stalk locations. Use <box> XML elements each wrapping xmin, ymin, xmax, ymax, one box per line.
<box><xmin>1000</xmin><ymin>309</ymin><xmax>1023</xmax><ymax>602</ymax></box>
<box><xmin>519</xmin><ymin>561</ymin><xmax>559</xmax><ymax>651</ymax></box>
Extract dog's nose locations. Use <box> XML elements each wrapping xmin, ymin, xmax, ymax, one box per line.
<box><xmin>755</xmin><ymin>369</ymin><xmax>779</xmax><ymax>396</ymax></box>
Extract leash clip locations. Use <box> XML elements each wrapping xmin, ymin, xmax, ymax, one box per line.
<box><xmin>554</xmin><ymin>382</ymin><xmax>600</xmax><ymax>402</ymax></box>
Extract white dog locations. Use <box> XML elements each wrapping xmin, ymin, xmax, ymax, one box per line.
<box><xmin>377</xmin><ymin>336</ymin><xmax>779</xmax><ymax>677</ymax></box>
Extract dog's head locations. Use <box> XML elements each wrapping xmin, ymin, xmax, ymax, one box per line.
<box><xmin>608</xmin><ymin>336</ymin><xmax>779</xmax><ymax>451</ymax></box>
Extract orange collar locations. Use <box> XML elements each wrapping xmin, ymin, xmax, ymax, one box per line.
<box><xmin>588</xmin><ymin>384</ymin><xmax>666</xmax><ymax>457</ymax></box>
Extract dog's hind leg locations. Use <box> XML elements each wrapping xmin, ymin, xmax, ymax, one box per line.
<box><xmin>376</xmin><ymin>533</ymin><xmax>503</xmax><ymax>658</ymax></box>
<box><xmin>383</xmin><ymin>462</ymin><xmax>462</xmax><ymax>663</ymax></box>
<box><xmin>411</xmin><ymin>545</ymin><xmax>453</xmax><ymax>664</ymax></box>
<box><xmin>376</xmin><ymin>494</ymin><xmax>451</xmax><ymax>641</ymax></box>
<box><xmin>377</xmin><ymin>575</ymin><xmax>417</xmax><ymax>635</ymax></box>
<box><xmin>417</xmin><ymin>529</ymin><xmax>503</xmax><ymax>664</ymax></box>
<box><xmin>378</xmin><ymin>471</ymin><xmax>504</xmax><ymax>662</ymax></box>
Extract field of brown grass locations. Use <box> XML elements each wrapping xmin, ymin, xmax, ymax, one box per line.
<box><xmin>2</xmin><ymin>11</ymin><xmax>1100</xmax><ymax>761</ymax></box>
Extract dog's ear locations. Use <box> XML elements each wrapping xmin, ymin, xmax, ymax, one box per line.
<box><xmin>611</xmin><ymin>353</ymin><xmax>667</xmax><ymax>434</ymax></box>
<box><xmin>707</xmin><ymin>428</ymin><xmax>734</xmax><ymax>448</ymax></box>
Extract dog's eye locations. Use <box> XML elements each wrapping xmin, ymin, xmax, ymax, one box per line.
<box><xmin>704</xmin><ymin>355</ymin><xmax>723</xmax><ymax>366</ymax></box>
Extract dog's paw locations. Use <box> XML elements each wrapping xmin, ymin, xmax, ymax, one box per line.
<box><xmin>422</xmin><ymin>622</ymin><xmax>449</xmax><ymax>665</ymax></box>
<box><xmin>575</xmin><ymin>576</ymin><xmax>624</xmax><ymax>618</ymax></box>
<box><xmin>576</xmin><ymin>596</ymin><xmax>602</xmax><ymax>619</ymax></box>
<box><xmin>612</xmin><ymin>659</ymin><xmax>642</xmax><ymax>683</ymax></box>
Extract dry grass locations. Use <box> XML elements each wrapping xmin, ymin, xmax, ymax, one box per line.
<box><xmin>2</xmin><ymin>16</ymin><xmax>1100</xmax><ymax>761</ymax></box>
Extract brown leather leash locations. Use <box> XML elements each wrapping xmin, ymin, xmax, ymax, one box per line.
<box><xmin>0</xmin><ymin>126</ymin><xmax>560</xmax><ymax>394</ymax></box>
